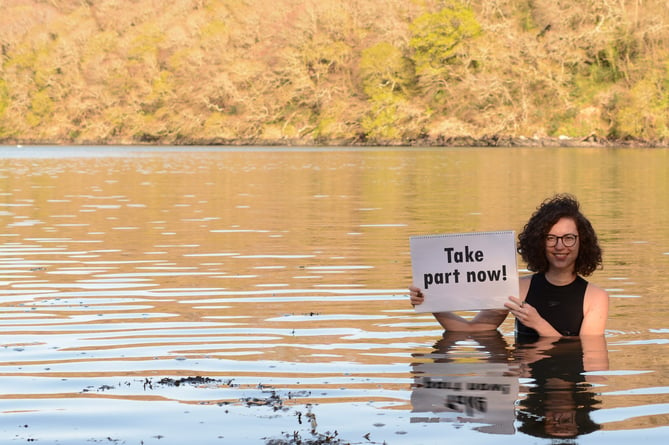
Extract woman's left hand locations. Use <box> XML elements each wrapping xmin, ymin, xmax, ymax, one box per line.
<box><xmin>504</xmin><ymin>296</ymin><xmax>539</xmax><ymax>329</ymax></box>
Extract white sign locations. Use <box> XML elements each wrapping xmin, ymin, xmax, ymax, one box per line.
<box><xmin>410</xmin><ymin>231</ymin><xmax>519</xmax><ymax>312</ymax></box>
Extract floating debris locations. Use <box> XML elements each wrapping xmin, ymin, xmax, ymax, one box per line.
<box><xmin>155</xmin><ymin>376</ymin><xmax>221</xmax><ymax>387</ymax></box>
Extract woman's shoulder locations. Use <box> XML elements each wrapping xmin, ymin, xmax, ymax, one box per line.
<box><xmin>584</xmin><ymin>281</ymin><xmax>609</xmax><ymax>300</ymax></box>
<box><xmin>583</xmin><ymin>280</ymin><xmax>609</xmax><ymax>320</ymax></box>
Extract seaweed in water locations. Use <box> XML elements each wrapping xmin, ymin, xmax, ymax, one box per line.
<box><xmin>241</xmin><ymin>390</ymin><xmax>284</xmax><ymax>411</ymax></box>
<box><xmin>264</xmin><ymin>429</ymin><xmax>346</xmax><ymax>445</ymax></box>
<box><xmin>155</xmin><ymin>376</ymin><xmax>222</xmax><ymax>386</ymax></box>
<box><xmin>263</xmin><ymin>407</ymin><xmax>383</xmax><ymax>445</ymax></box>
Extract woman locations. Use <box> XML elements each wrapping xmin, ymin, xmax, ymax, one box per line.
<box><xmin>409</xmin><ymin>194</ymin><xmax>609</xmax><ymax>337</ymax></box>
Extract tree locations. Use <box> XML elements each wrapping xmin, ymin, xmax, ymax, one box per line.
<box><xmin>359</xmin><ymin>42</ymin><xmax>415</xmax><ymax>98</ymax></box>
<box><xmin>409</xmin><ymin>1</ymin><xmax>482</xmax><ymax>76</ymax></box>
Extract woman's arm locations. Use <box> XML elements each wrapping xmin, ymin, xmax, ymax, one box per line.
<box><xmin>433</xmin><ymin>309</ymin><xmax>509</xmax><ymax>332</ymax></box>
<box><xmin>409</xmin><ymin>285</ymin><xmax>508</xmax><ymax>332</ymax></box>
<box><xmin>579</xmin><ymin>284</ymin><xmax>609</xmax><ymax>336</ymax></box>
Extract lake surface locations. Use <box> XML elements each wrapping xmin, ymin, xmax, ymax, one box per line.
<box><xmin>0</xmin><ymin>145</ymin><xmax>668</xmax><ymax>444</ymax></box>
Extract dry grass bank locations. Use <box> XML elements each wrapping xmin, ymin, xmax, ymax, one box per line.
<box><xmin>2</xmin><ymin>0</ymin><xmax>669</xmax><ymax>146</ymax></box>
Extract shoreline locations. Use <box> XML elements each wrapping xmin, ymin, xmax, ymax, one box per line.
<box><xmin>1</xmin><ymin>135</ymin><xmax>668</xmax><ymax>148</ymax></box>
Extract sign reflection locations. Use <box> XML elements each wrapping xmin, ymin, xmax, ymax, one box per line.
<box><xmin>411</xmin><ymin>332</ymin><xmax>608</xmax><ymax>439</ymax></box>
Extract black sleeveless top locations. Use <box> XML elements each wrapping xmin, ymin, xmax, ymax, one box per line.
<box><xmin>516</xmin><ymin>273</ymin><xmax>588</xmax><ymax>337</ymax></box>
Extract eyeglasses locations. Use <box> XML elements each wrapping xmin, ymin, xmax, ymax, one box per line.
<box><xmin>545</xmin><ymin>234</ymin><xmax>578</xmax><ymax>247</ymax></box>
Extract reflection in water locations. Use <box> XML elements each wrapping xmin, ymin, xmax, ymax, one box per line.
<box><xmin>515</xmin><ymin>336</ymin><xmax>608</xmax><ymax>441</ymax></box>
<box><xmin>411</xmin><ymin>331</ymin><xmax>518</xmax><ymax>434</ymax></box>
<box><xmin>411</xmin><ymin>333</ymin><xmax>609</xmax><ymax>440</ymax></box>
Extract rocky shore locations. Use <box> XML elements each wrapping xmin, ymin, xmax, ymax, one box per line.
<box><xmin>3</xmin><ymin>134</ymin><xmax>667</xmax><ymax>148</ymax></box>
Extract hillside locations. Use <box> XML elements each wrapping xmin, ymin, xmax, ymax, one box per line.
<box><xmin>1</xmin><ymin>0</ymin><xmax>669</xmax><ymax>146</ymax></box>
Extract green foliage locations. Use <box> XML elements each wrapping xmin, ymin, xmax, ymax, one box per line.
<box><xmin>140</xmin><ymin>71</ymin><xmax>175</xmax><ymax>115</ymax></box>
<box><xmin>128</xmin><ymin>23</ymin><xmax>165</xmax><ymax>61</ymax></box>
<box><xmin>587</xmin><ymin>26</ymin><xmax>640</xmax><ymax>83</ymax></box>
<box><xmin>359</xmin><ymin>42</ymin><xmax>415</xmax><ymax>98</ymax></box>
<box><xmin>27</xmin><ymin>90</ymin><xmax>55</xmax><ymax>127</ymax></box>
<box><xmin>313</xmin><ymin>98</ymin><xmax>360</xmax><ymax>141</ymax></box>
<box><xmin>0</xmin><ymin>79</ymin><xmax>11</xmax><ymax>137</ymax></box>
<box><xmin>361</xmin><ymin>98</ymin><xmax>404</xmax><ymax>141</ymax></box>
<box><xmin>409</xmin><ymin>1</ymin><xmax>482</xmax><ymax>72</ymax></box>
<box><xmin>360</xmin><ymin>91</ymin><xmax>425</xmax><ymax>142</ymax></box>
<box><xmin>0</xmin><ymin>79</ymin><xmax>9</xmax><ymax>118</ymax></box>
<box><xmin>200</xmin><ymin>19</ymin><xmax>228</xmax><ymax>40</ymax></box>
<box><xmin>358</xmin><ymin>42</ymin><xmax>420</xmax><ymax>141</ymax></box>
<box><xmin>406</xmin><ymin>0</ymin><xmax>482</xmax><ymax>111</ymax></box>
<box><xmin>6</xmin><ymin>43</ymin><xmax>39</xmax><ymax>71</ymax></box>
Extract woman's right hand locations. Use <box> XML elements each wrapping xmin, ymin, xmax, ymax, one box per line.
<box><xmin>409</xmin><ymin>285</ymin><xmax>424</xmax><ymax>306</ymax></box>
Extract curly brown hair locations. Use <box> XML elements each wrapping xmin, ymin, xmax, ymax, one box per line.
<box><xmin>518</xmin><ymin>194</ymin><xmax>602</xmax><ymax>276</ymax></box>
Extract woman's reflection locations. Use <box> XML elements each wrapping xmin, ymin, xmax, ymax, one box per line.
<box><xmin>514</xmin><ymin>335</ymin><xmax>609</xmax><ymax>440</ymax></box>
<box><xmin>411</xmin><ymin>332</ymin><xmax>608</xmax><ymax>439</ymax></box>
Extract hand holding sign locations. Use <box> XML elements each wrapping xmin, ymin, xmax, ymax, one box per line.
<box><xmin>410</xmin><ymin>231</ymin><xmax>519</xmax><ymax>312</ymax></box>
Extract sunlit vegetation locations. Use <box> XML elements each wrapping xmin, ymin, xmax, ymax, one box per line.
<box><xmin>1</xmin><ymin>0</ymin><xmax>668</xmax><ymax>145</ymax></box>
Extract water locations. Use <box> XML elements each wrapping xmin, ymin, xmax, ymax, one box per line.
<box><xmin>0</xmin><ymin>146</ymin><xmax>667</xmax><ymax>444</ymax></box>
